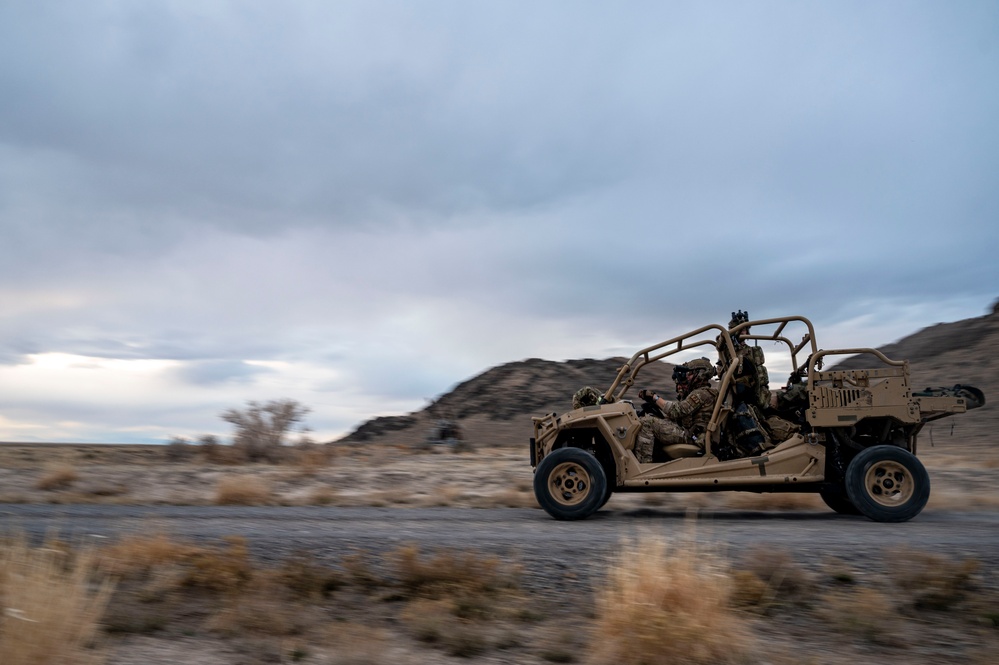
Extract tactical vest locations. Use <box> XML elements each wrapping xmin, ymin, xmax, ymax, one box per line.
<box><xmin>664</xmin><ymin>386</ymin><xmax>718</xmax><ymax>437</ymax></box>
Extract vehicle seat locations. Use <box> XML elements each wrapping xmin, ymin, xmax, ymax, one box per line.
<box><xmin>663</xmin><ymin>443</ymin><xmax>702</xmax><ymax>459</ymax></box>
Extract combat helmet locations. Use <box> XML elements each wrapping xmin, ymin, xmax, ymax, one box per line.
<box><xmin>672</xmin><ymin>357</ymin><xmax>716</xmax><ymax>396</ymax></box>
<box><xmin>729</xmin><ymin>310</ymin><xmax>751</xmax><ymax>345</ymax></box>
<box><xmin>572</xmin><ymin>386</ymin><xmax>602</xmax><ymax>409</ymax></box>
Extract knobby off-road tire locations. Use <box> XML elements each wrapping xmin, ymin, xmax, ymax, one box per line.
<box><xmin>598</xmin><ymin>483</ymin><xmax>614</xmax><ymax>510</ymax></box>
<box><xmin>845</xmin><ymin>445</ymin><xmax>930</xmax><ymax>523</ymax></box>
<box><xmin>534</xmin><ymin>447</ymin><xmax>608</xmax><ymax>520</ymax></box>
<box><xmin>819</xmin><ymin>483</ymin><xmax>862</xmax><ymax>516</ymax></box>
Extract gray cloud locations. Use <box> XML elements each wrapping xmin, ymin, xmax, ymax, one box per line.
<box><xmin>0</xmin><ymin>1</ymin><xmax>996</xmax><ymax>442</ymax></box>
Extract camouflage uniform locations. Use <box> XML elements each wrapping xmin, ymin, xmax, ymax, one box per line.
<box><xmin>572</xmin><ymin>386</ymin><xmax>601</xmax><ymax>410</ymax></box>
<box><xmin>634</xmin><ymin>358</ymin><xmax>718</xmax><ymax>463</ymax></box>
<box><xmin>722</xmin><ymin>311</ymin><xmax>782</xmax><ymax>453</ymax></box>
<box><xmin>635</xmin><ymin>386</ymin><xmax>719</xmax><ymax>462</ymax></box>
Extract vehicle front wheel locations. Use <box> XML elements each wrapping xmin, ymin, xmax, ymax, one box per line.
<box><xmin>534</xmin><ymin>447</ymin><xmax>608</xmax><ymax>520</ymax></box>
<box><xmin>845</xmin><ymin>445</ymin><xmax>930</xmax><ymax>523</ymax></box>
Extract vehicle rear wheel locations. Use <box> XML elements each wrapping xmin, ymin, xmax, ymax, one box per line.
<box><xmin>845</xmin><ymin>445</ymin><xmax>930</xmax><ymax>523</ymax></box>
<box><xmin>819</xmin><ymin>483</ymin><xmax>862</xmax><ymax>515</ymax></box>
<box><xmin>534</xmin><ymin>447</ymin><xmax>608</xmax><ymax>520</ymax></box>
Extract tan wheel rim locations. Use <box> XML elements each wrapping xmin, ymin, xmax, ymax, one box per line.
<box><xmin>547</xmin><ymin>462</ymin><xmax>592</xmax><ymax>507</ymax></box>
<box><xmin>864</xmin><ymin>460</ymin><xmax>914</xmax><ymax>507</ymax></box>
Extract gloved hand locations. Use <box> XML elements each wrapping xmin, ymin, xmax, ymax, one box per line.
<box><xmin>638</xmin><ymin>389</ymin><xmax>655</xmax><ymax>401</ymax></box>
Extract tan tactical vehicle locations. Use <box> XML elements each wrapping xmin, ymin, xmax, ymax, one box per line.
<box><xmin>530</xmin><ymin>315</ymin><xmax>984</xmax><ymax>522</ymax></box>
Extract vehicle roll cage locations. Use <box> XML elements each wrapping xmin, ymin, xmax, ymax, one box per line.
<box><xmin>602</xmin><ymin>316</ymin><xmax>823</xmax><ymax>456</ymax></box>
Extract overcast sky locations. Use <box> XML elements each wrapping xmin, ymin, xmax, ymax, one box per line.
<box><xmin>1</xmin><ymin>1</ymin><xmax>996</xmax><ymax>444</ymax></box>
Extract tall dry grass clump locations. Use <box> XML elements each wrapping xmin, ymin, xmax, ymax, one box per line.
<box><xmin>587</xmin><ymin>531</ymin><xmax>754</xmax><ymax>665</ymax></box>
<box><xmin>215</xmin><ymin>475</ymin><xmax>275</xmax><ymax>505</ymax></box>
<box><xmin>0</xmin><ymin>534</ymin><xmax>113</xmax><ymax>665</ymax></box>
<box><xmin>35</xmin><ymin>462</ymin><xmax>80</xmax><ymax>490</ymax></box>
<box><xmin>98</xmin><ymin>532</ymin><xmax>200</xmax><ymax>578</ymax></box>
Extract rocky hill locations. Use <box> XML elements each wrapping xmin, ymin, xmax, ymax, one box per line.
<box><xmin>338</xmin><ymin>301</ymin><xmax>998</xmax><ymax>449</ymax></box>
<box><xmin>338</xmin><ymin>357</ymin><xmax>679</xmax><ymax>448</ymax></box>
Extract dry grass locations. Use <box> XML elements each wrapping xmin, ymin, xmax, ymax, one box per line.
<box><xmin>215</xmin><ymin>475</ymin><xmax>274</xmax><ymax>505</ymax></box>
<box><xmin>885</xmin><ymin>549</ymin><xmax>980</xmax><ymax>610</ymax></box>
<box><xmin>98</xmin><ymin>531</ymin><xmax>200</xmax><ymax>578</ymax></box>
<box><xmin>308</xmin><ymin>485</ymin><xmax>339</xmax><ymax>505</ymax></box>
<box><xmin>818</xmin><ymin>586</ymin><xmax>901</xmax><ymax>644</ymax></box>
<box><xmin>276</xmin><ymin>550</ymin><xmax>343</xmax><ymax>599</ymax></box>
<box><xmin>1</xmin><ymin>525</ymin><xmax>996</xmax><ymax>665</ymax></box>
<box><xmin>586</xmin><ymin>530</ymin><xmax>755</xmax><ymax>665</ymax></box>
<box><xmin>391</xmin><ymin>543</ymin><xmax>518</xmax><ymax>596</ymax></box>
<box><xmin>0</xmin><ymin>533</ymin><xmax>114</xmax><ymax>665</ymax></box>
<box><xmin>424</xmin><ymin>486</ymin><xmax>463</xmax><ymax>507</ymax></box>
<box><xmin>291</xmin><ymin>445</ymin><xmax>334</xmax><ymax>475</ymax></box>
<box><xmin>734</xmin><ymin>546</ymin><xmax>816</xmax><ymax>611</ymax></box>
<box><xmin>182</xmin><ymin>535</ymin><xmax>254</xmax><ymax>593</ymax></box>
<box><xmin>926</xmin><ymin>486</ymin><xmax>999</xmax><ymax>510</ymax></box>
<box><xmin>6</xmin><ymin>442</ymin><xmax>993</xmax><ymax>513</ymax></box>
<box><xmin>35</xmin><ymin>462</ymin><xmax>80</xmax><ymax>490</ymax></box>
<box><xmin>326</xmin><ymin>622</ymin><xmax>394</xmax><ymax>665</ymax></box>
<box><xmin>493</xmin><ymin>486</ymin><xmax>540</xmax><ymax>508</ymax></box>
<box><xmin>206</xmin><ymin>578</ymin><xmax>313</xmax><ymax>637</ymax></box>
<box><xmin>399</xmin><ymin>598</ymin><xmax>492</xmax><ymax>657</ymax></box>
<box><xmin>391</xmin><ymin>545</ymin><xmax>525</xmax><ymax>658</ymax></box>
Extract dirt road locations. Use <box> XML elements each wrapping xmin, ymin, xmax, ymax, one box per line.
<box><xmin>4</xmin><ymin>504</ymin><xmax>997</xmax><ymax>586</ymax></box>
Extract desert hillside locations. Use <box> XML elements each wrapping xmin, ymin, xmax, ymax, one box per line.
<box><xmin>338</xmin><ymin>357</ymin><xmax>679</xmax><ymax>448</ymax></box>
<box><xmin>339</xmin><ymin>300</ymin><xmax>998</xmax><ymax>450</ymax></box>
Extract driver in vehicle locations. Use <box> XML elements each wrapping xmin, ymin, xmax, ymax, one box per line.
<box><xmin>634</xmin><ymin>358</ymin><xmax>717</xmax><ymax>463</ymax></box>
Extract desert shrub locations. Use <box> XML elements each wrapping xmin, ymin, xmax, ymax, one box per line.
<box><xmin>401</xmin><ymin>597</ymin><xmax>453</xmax><ymax>642</ymax></box>
<box><xmin>735</xmin><ymin>546</ymin><xmax>816</xmax><ymax>609</ymax></box>
<box><xmin>198</xmin><ymin>434</ymin><xmax>247</xmax><ymax>465</ymax></box>
<box><xmin>308</xmin><ymin>485</ymin><xmax>338</xmax><ymax>506</ymax></box>
<box><xmin>399</xmin><ymin>597</ymin><xmax>490</xmax><ymax>655</ymax></box>
<box><xmin>292</xmin><ymin>441</ymin><xmax>332</xmax><ymax>476</ymax></box>
<box><xmin>36</xmin><ymin>463</ymin><xmax>80</xmax><ymax>490</ymax></box>
<box><xmin>730</xmin><ymin>569</ymin><xmax>771</xmax><ymax>610</ymax></box>
<box><xmin>818</xmin><ymin>586</ymin><xmax>900</xmax><ymax>644</ymax></box>
<box><xmin>0</xmin><ymin>533</ymin><xmax>113</xmax><ymax>665</ymax></box>
<box><xmin>494</xmin><ymin>487</ymin><xmax>539</xmax><ymax>508</ymax></box>
<box><xmin>586</xmin><ymin>532</ymin><xmax>754</xmax><ymax>665</ymax></box>
<box><xmin>535</xmin><ymin>625</ymin><xmax>583</xmax><ymax>663</ymax></box>
<box><xmin>391</xmin><ymin>543</ymin><xmax>517</xmax><ymax>596</ymax></box>
<box><xmin>98</xmin><ymin>532</ymin><xmax>200</xmax><ymax>579</ymax></box>
<box><xmin>215</xmin><ymin>475</ymin><xmax>274</xmax><ymax>505</ymax></box>
<box><xmin>182</xmin><ymin>536</ymin><xmax>253</xmax><ymax>593</ymax></box>
<box><xmin>886</xmin><ymin>549</ymin><xmax>980</xmax><ymax>610</ymax></box>
<box><xmin>341</xmin><ymin>551</ymin><xmax>383</xmax><ymax>590</ymax></box>
<box><xmin>206</xmin><ymin>579</ymin><xmax>310</xmax><ymax>637</ymax></box>
<box><xmin>326</xmin><ymin>622</ymin><xmax>391</xmax><ymax>665</ymax></box>
<box><xmin>276</xmin><ymin>551</ymin><xmax>343</xmax><ymax>599</ymax></box>
<box><xmin>222</xmin><ymin>399</ymin><xmax>311</xmax><ymax>463</ymax></box>
<box><xmin>164</xmin><ymin>437</ymin><xmax>196</xmax><ymax>462</ymax></box>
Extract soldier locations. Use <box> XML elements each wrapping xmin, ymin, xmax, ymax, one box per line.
<box><xmin>572</xmin><ymin>386</ymin><xmax>602</xmax><ymax>410</ymax></box>
<box><xmin>725</xmin><ymin>310</ymin><xmax>771</xmax><ymax>409</ymax></box>
<box><xmin>633</xmin><ymin>358</ymin><xmax>718</xmax><ymax>463</ymax></box>
<box><xmin>723</xmin><ymin>310</ymin><xmax>797</xmax><ymax>453</ymax></box>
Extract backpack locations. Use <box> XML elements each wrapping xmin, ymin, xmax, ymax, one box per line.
<box><xmin>734</xmin><ymin>344</ymin><xmax>770</xmax><ymax>408</ymax></box>
<box><xmin>728</xmin><ymin>402</ymin><xmax>771</xmax><ymax>458</ymax></box>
